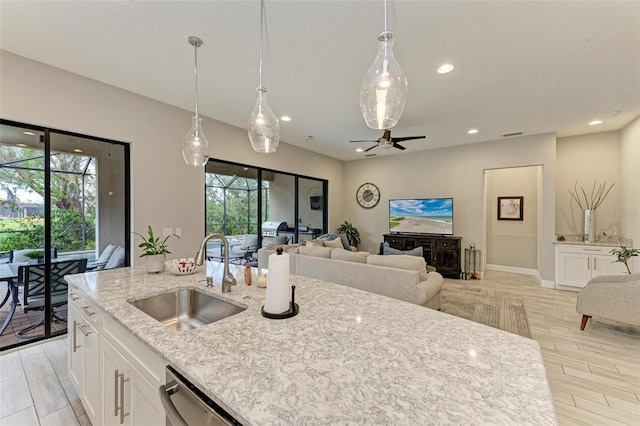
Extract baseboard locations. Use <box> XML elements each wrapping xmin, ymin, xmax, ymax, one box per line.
<box><xmin>485</xmin><ymin>264</ymin><xmax>539</xmax><ymax>276</ymax></box>
<box><xmin>485</xmin><ymin>264</ymin><xmax>556</xmax><ymax>288</ymax></box>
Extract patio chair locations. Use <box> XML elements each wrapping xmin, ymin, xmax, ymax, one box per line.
<box><xmin>230</xmin><ymin>235</ymin><xmax>259</xmax><ymax>265</ymax></box>
<box><xmin>14</xmin><ymin>258</ymin><xmax>87</xmax><ymax>339</ymax></box>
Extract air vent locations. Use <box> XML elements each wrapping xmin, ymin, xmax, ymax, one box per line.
<box><xmin>503</xmin><ymin>132</ymin><xmax>523</xmax><ymax>137</ymax></box>
<box><xmin>365</xmin><ymin>153</ymin><xmax>377</xmax><ymax>157</ymax></box>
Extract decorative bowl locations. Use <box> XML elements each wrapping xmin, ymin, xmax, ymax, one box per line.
<box><xmin>165</xmin><ymin>258</ymin><xmax>198</xmax><ymax>275</ymax></box>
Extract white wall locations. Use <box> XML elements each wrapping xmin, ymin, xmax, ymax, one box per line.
<box><xmin>620</xmin><ymin>117</ymin><xmax>640</xmax><ymax>247</ymax></box>
<box><xmin>343</xmin><ymin>133</ymin><xmax>557</xmax><ymax>282</ymax></box>
<box><xmin>556</xmin><ymin>131</ymin><xmax>622</xmax><ymax>237</ymax></box>
<box><xmin>0</xmin><ymin>51</ymin><xmax>344</xmax><ymax>263</ymax></box>
<box><xmin>485</xmin><ymin>166</ymin><xmax>539</xmax><ymax>269</ymax></box>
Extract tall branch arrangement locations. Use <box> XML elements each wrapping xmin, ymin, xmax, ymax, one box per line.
<box><xmin>568</xmin><ymin>180</ymin><xmax>615</xmax><ymax>210</ymax></box>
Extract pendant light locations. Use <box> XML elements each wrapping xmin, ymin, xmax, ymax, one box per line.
<box><xmin>248</xmin><ymin>0</ymin><xmax>280</xmax><ymax>153</ymax></box>
<box><xmin>182</xmin><ymin>36</ymin><xmax>210</xmax><ymax>167</ymax></box>
<box><xmin>359</xmin><ymin>0</ymin><xmax>408</xmax><ymax>130</ymax></box>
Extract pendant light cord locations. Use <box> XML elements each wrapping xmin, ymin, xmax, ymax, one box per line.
<box><xmin>259</xmin><ymin>0</ymin><xmax>265</xmax><ymax>88</ymax></box>
<box><xmin>194</xmin><ymin>43</ymin><xmax>199</xmax><ymax>118</ymax></box>
<box><xmin>383</xmin><ymin>0</ymin><xmax>388</xmax><ymax>32</ymax></box>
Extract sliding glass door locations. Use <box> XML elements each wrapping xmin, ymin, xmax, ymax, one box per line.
<box><xmin>0</xmin><ymin>120</ymin><xmax>130</xmax><ymax>351</ymax></box>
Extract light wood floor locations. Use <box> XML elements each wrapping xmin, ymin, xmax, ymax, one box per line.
<box><xmin>0</xmin><ymin>270</ymin><xmax>638</xmax><ymax>425</ymax></box>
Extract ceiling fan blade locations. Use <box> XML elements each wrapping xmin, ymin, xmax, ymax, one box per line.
<box><xmin>349</xmin><ymin>139</ymin><xmax>378</xmax><ymax>143</ymax></box>
<box><xmin>364</xmin><ymin>145</ymin><xmax>378</xmax><ymax>152</ymax></box>
<box><xmin>382</xmin><ymin>129</ymin><xmax>391</xmax><ymax>141</ymax></box>
<box><xmin>393</xmin><ymin>143</ymin><xmax>407</xmax><ymax>150</ymax></box>
<box><xmin>392</xmin><ymin>136</ymin><xmax>426</xmax><ymax>142</ymax></box>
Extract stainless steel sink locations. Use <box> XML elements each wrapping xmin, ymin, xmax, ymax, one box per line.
<box><xmin>130</xmin><ymin>288</ymin><xmax>245</xmax><ymax>331</ymax></box>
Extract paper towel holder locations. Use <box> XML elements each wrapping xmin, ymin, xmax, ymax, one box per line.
<box><xmin>262</xmin><ymin>285</ymin><xmax>299</xmax><ymax>319</ymax></box>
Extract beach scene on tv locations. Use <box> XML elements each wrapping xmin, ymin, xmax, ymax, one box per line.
<box><xmin>389</xmin><ymin>198</ymin><xmax>453</xmax><ymax>235</ymax></box>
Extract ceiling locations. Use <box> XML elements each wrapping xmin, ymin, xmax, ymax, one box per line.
<box><xmin>1</xmin><ymin>1</ymin><xmax>639</xmax><ymax>161</ymax></box>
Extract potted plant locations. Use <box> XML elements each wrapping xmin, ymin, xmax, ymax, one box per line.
<box><xmin>610</xmin><ymin>246</ymin><xmax>639</xmax><ymax>274</ymax></box>
<box><xmin>337</xmin><ymin>221</ymin><xmax>361</xmax><ymax>248</ymax></box>
<box><xmin>133</xmin><ymin>225</ymin><xmax>178</xmax><ymax>273</ymax></box>
<box><xmin>24</xmin><ymin>250</ymin><xmax>45</xmax><ymax>263</ymax></box>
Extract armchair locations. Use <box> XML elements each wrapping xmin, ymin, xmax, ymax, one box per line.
<box><xmin>576</xmin><ymin>273</ymin><xmax>640</xmax><ymax>330</ymax></box>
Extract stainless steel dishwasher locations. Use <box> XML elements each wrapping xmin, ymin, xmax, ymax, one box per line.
<box><xmin>160</xmin><ymin>366</ymin><xmax>242</xmax><ymax>426</ymax></box>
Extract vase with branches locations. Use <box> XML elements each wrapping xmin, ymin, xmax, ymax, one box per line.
<box><xmin>568</xmin><ymin>180</ymin><xmax>614</xmax><ymax>243</ymax></box>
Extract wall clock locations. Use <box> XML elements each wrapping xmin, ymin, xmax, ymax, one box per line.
<box><xmin>356</xmin><ymin>183</ymin><xmax>380</xmax><ymax>209</ymax></box>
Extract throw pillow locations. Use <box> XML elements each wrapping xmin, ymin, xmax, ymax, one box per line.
<box><xmin>323</xmin><ymin>237</ymin><xmax>344</xmax><ymax>249</ymax></box>
<box><xmin>367</xmin><ymin>254</ymin><xmax>428</xmax><ymax>281</ymax></box>
<box><xmin>299</xmin><ymin>246</ymin><xmax>332</xmax><ymax>258</ymax></box>
<box><xmin>105</xmin><ymin>246</ymin><xmax>125</xmax><ymax>269</ymax></box>
<box><xmin>331</xmin><ymin>248</ymin><xmax>369</xmax><ymax>263</ymax></box>
<box><xmin>95</xmin><ymin>244</ymin><xmax>117</xmax><ymax>270</ymax></box>
<box><xmin>306</xmin><ymin>240</ymin><xmax>325</xmax><ymax>247</ymax></box>
<box><xmin>383</xmin><ymin>245</ymin><xmax>423</xmax><ymax>257</ymax></box>
<box><xmin>318</xmin><ymin>233</ymin><xmax>351</xmax><ymax>250</ymax></box>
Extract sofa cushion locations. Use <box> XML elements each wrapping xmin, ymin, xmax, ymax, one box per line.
<box><xmin>306</xmin><ymin>239</ymin><xmax>325</xmax><ymax>247</ymax></box>
<box><xmin>318</xmin><ymin>233</ymin><xmax>351</xmax><ymax>250</ymax></box>
<box><xmin>383</xmin><ymin>245</ymin><xmax>423</xmax><ymax>257</ymax></box>
<box><xmin>331</xmin><ymin>248</ymin><xmax>368</xmax><ymax>263</ymax></box>
<box><xmin>299</xmin><ymin>245</ymin><xmax>333</xmax><ymax>258</ymax></box>
<box><xmin>367</xmin><ymin>254</ymin><xmax>428</xmax><ymax>281</ymax></box>
<box><xmin>323</xmin><ymin>237</ymin><xmax>344</xmax><ymax>249</ymax></box>
<box><xmin>95</xmin><ymin>244</ymin><xmax>117</xmax><ymax>270</ymax></box>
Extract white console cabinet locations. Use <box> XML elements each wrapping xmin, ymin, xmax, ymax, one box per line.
<box><xmin>555</xmin><ymin>243</ymin><xmax>630</xmax><ymax>290</ymax></box>
<box><xmin>68</xmin><ymin>293</ymin><xmax>165</xmax><ymax>426</ymax></box>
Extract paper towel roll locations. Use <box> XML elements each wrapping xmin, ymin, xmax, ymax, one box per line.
<box><xmin>263</xmin><ymin>250</ymin><xmax>290</xmax><ymax>314</ymax></box>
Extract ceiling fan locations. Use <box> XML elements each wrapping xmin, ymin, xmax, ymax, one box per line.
<box><xmin>349</xmin><ymin>129</ymin><xmax>426</xmax><ymax>152</ymax></box>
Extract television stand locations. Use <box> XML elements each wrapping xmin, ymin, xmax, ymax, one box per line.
<box><xmin>383</xmin><ymin>234</ymin><xmax>462</xmax><ymax>278</ymax></box>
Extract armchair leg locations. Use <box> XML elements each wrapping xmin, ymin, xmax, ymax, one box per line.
<box><xmin>580</xmin><ymin>315</ymin><xmax>591</xmax><ymax>330</ymax></box>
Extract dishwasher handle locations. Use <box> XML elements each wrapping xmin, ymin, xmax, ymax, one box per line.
<box><xmin>159</xmin><ymin>383</ymin><xmax>188</xmax><ymax>426</ymax></box>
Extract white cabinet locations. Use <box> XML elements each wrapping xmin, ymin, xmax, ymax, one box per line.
<box><xmin>555</xmin><ymin>244</ymin><xmax>630</xmax><ymax>290</ymax></box>
<box><xmin>67</xmin><ymin>293</ymin><xmax>101</xmax><ymax>425</ymax></box>
<box><xmin>101</xmin><ymin>338</ymin><xmax>164</xmax><ymax>426</ymax></box>
<box><xmin>68</xmin><ymin>291</ymin><xmax>165</xmax><ymax>426</ymax></box>
<box><xmin>100</xmin><ymin>310</ymin><xmax>165</xmax><ymax>426</ymax></box>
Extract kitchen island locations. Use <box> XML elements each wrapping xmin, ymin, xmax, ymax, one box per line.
<box><xmin>65</xmin><ymin>263</ymin><xmax>556</xmax><ymax>425</ymax></box>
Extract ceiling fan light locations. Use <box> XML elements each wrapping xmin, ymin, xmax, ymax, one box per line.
<box><xmin>360</xmin><ymin>31</ymin><xmax>408</xmax><ymax>130</ymax></box>
<box><xmin>248</xmin><ymin>87</ymin><xmax>280</xmax><ymax>153</ymax></box>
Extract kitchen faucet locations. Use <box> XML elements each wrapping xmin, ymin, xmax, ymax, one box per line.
<box><xmin>195</xmin><ymin>234</ymin><xmax>237</xmax><ymax>293</ymax></box>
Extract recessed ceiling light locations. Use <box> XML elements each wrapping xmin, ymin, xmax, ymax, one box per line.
<box><xmin>73</xmin><ymin>149</ymin><xmax>83</xmax><ymax>153</ymax></box>
<box><xmin>588</xmin><ymin>120</ymin><xmax>603</xmax><ymax>126</ymax></box>
<box><xmin>16</xmin><ymin>143</ymin><xmax>28</xmax><ymax>147</ymax></box>
<box><xmin>356</xmin><ymin>148</ymin><xmax>364</xmax><ymax>153</ymax></box>
<box><xmin>302</xmin><ymin>135</ymin><xmax>313</xmax><ymax>141</ymax></box>
<box><xmin>467</xmin><ymin>128</ymin><xmax>479</xmax><ymax>135</ymax></box>
<box><xmin>280</xmin><ymin>115</ymin><xmax>292</xmax><ymax>122</ymax></box>
<box><xmin>437</xmin><ymin>64</ymin><xmax>455</xmax><ymax>74</ymax></box>
<box><xmin>22</xmin><ymin>131</ymin><xmax>36</xmax><ymax>136</ymax></box>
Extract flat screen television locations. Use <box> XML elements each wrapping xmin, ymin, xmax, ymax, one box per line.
<box><xmin>389</xmin><ymin>198</ymin><xmax>454</xmax><ymax>235</ymax></box>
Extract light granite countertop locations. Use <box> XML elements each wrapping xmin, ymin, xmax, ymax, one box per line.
<box><xmin>65</xmin><ymin>263</ymin><xmax>557</xmax><ymax>425</ymax></box>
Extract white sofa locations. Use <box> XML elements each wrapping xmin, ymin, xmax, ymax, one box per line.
<box><xmin>258</xmin><ymin>246</ymin><xmax>444</xmax><ymax>309</ymax></box>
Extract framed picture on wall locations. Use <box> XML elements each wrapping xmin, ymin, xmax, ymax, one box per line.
<box><xmin>498</xmin><ymin>196</ymin><xmax>524</xmax><ymax>221</ymax></box>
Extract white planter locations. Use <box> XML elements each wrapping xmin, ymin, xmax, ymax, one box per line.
<box><xmin>144</xmin><ymin>254</ymin><xmax>166</xmax><ymax>273</ymax></box>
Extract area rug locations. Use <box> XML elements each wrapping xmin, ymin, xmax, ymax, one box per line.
<box><xmin>440</xmin><ymin>284</ymin><xmax>532</xmax><ymax>339</ymax></box>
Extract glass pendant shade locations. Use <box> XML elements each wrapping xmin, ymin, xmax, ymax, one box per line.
<box><xmin>182</xmin><ymin>116</ymin><xmax>210</xmax><ymax>166</ymax></box>
<box><xmin>248</xmin><ymin>87</ymin><xmax>280</xmax><ymax>153</ymax></box>
<box><xmin>360</xmin><ymin>31</ymin><xmax>408</xmax><ymax>130</ymax></box>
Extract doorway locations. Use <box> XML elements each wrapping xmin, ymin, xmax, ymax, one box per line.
<box><xmin>483</xmin><ymin>165</ymin><xmax>542</xmax><ymax>276</ymax></box>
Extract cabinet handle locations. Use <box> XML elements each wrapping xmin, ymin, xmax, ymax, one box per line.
<box><xmin>119</xmin><ymin>372</ymin><xmax>130</xmax><ymax>424</ymax></box>
<box><xmin>72</xmin><ymin>320</ymin><xmax>80</xmax><ymax>353</ymax></box>
<box><xmin>114</xmin><ymin>370</ymin><xmax>119</xmax><ymax>416</ymax></box>
<box><xmin>77</xmin><ymin>324</ymin><xmax>91</xmax><ymax>337</ymax></box>
<box><xmin>583</xmin><ymin>248</ymin><xmax>601</xmax><ymax>252</ymax></box>
<box><xmin>81</xmin><ymin>305</ymin><xmax>95</xmax><ymax>316</ymax></box>
<box><xmin>69</xmin><ymin>292</ymin><xmax>80</xmax><ymax>301</ymax></box>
